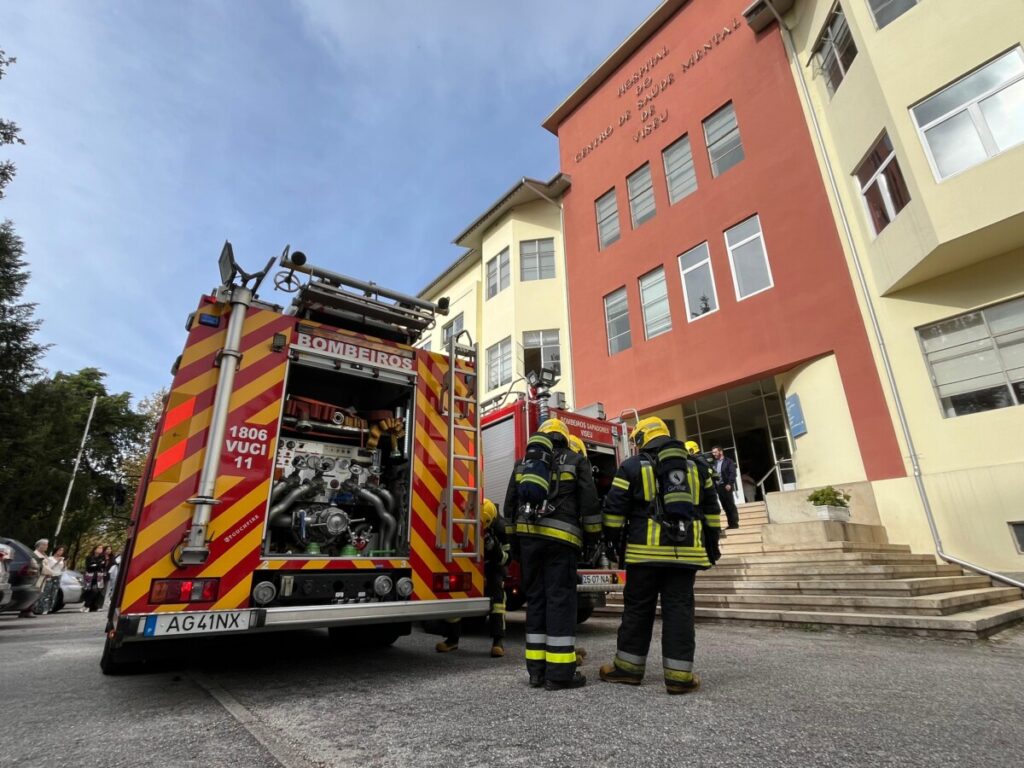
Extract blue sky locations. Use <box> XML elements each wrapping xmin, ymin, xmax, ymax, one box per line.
<box><xmin>2</xmin><ymin>0</ymin><xmax>660</xmax><ymax>400</ymax></box>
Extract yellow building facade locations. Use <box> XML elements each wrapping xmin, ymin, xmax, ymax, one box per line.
<box><xmin>746</xmin><ymin>0</ymin><xmax>1024</xmax><ymax>573</ymax></box>
<box><xmin>418</xmin><ymin>175</ymin><xmax>578</xmax><ymax>409</ymax></box>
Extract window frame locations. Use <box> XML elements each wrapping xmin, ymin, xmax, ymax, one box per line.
<box><xmin>911</xmin><ymin>47</ymin><xmax>1024</xmax><ymax>182</ymax></box>
<box><xmin>519</xmin><ymin>238</ymin><xmax>556</xmax><ymax>282</ymax></box>
<box><xmin>626</xmin><ymin>163</ymin><xmax>657</xmax><ymax>229</ymax></box>
<box><xmin>522</xmin><ymin>329</ymin><xmax>561</xmax><ymax>376</ymax></box>
<box><xmin>662</xmin><ymin>133</ymin><xmax>698</xmax><ymax>204</ymax></box>
<box><xmin>485</xmin><ymin>248</ymin><xmax>511</xmax><ymax>299</ymax></box>
<box><xmin>724</xmin><ymin>215</ymin><xmax>774</xmax><ymax>301</ymax></box>
<box><xmin>677</xmin><ymin>241</ymin><xmax>720</xmax><ymax>323</ymax></box>
<box><xmin>603</xmin><ymin>287</ymin><xmax>632</xmax><ymax>356</ymax></box>
<box><xmin>441</xmin><ymin>313</ymin><xmax>464</xmax><ymax>346</ymax></box>
<box><xmin>595</xmin><ymin>188</ymin><xmax>621</xmax><ymax>250</ymax></box>
<box><xmin>854</xmin><ymin>131</ymin><xmax>912</xmax><ymax>236</ymax></box>
<box><xmin>916</xmin><ymin>295</ymin><xmax>1024</xmax><ymax>419</ymax></box>
<box><xmin>486</xmin><ymin>336</ymin><xmax>513</xmax><ymax>390</ymax></box>
<box><xmin>866</xmin><ymin>0</ymin><xmax>919</xmax><ymax>29</ymax></box>
<box><xmin>702</xmin><ymin>102</ymin><xmax>745</xmax><ymax>178</ymax></box>
<box><xmin>813</xmin><ymin>3</ymin><xmax>858</xmax><ymax>97</ymax></box>
<box><xmin>638</xmin><ymin>266</ymin><xmax>673</xmax><ymax>340</ymax></box>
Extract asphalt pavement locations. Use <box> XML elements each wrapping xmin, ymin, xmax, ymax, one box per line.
<box><xmin>2</xmin><ymin>609</ymin><xmax>1023</xmax><ymax>768</ymax></box>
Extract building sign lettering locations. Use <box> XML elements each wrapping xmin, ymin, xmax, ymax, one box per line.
<box><xmin>573</xmin><ymin>16</ymin><xmax>742</xmax><ymax>163</ymax></box>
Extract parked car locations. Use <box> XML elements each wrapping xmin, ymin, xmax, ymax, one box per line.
<box><xmin>0</xmin><ymin>538</ymin><xmax>41</xmax><ymax>613</ymax></box>
<box><xmin>52</xmin><ymin>569</ymin><xmax>85</xmax><ymax>612</ymax></box>
<box><xmin>0</xmin><ymin>543</ymin><xmax>13</xmax><ymax>609</ymax></box>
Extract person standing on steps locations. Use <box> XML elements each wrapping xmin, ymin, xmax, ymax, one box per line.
<box><xmin>711</xmin><ymin>445</ymin><xmax>740</xmax><ymax>530</ymax></box>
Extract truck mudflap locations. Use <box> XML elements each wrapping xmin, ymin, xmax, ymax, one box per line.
<box><xmin>118</xmin><ymin>597</ymin><xmax>490</xmax><ymax>642</ymax></box>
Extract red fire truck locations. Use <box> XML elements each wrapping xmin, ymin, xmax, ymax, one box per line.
<box><xmin>102</xmin><ymin>245</ymin><xmax>490</xmax><ymax>672</ymax></box>
<box><xmin>480</xmin><ymin>395</ymin><xmax>630</xmax><ymax>621</ymax></box>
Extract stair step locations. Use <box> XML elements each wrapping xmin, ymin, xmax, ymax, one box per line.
<box><xmin>691</xmin><ymin>599</ymin><xmax>1024</xmax><ymax>640</ymax></box>
<box><xmin>702</xmin><ymin>564</ymin><xmax>964</xmax><ymax>580</ymax></box>
<box><xmin>692</xmin><ymin>575</ymin><xmax>994</xmax><ymax>597</ymax></box>
<box><xmin>718</xmin><ymin>543</ymin><xmax>765</xmax><ymax>555</ymax></box>
<box><xmin>760</xmin><ymin>541</ymin><xmax>913</xmax><ymax>554</ymax></box>
<box><xmin>716</xmin><ymin>551</ymin><xmax>938</xmax><ymax>567</ymax></box>
<box><xmin>693</xmin><ymin>587</ymin><xmax>1021</xmax><ymax>616</ymax></box>
<box><xmin>719</xmin><ymin>531</ymin><xmax>763</xmax><ymax>545</ymax></box>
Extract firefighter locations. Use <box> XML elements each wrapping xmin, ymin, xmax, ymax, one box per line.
<box><xmin>688</xmin><ymin>439</ymin><xmax>738</xmax><ymax>531</ymax></box>
<box><xmin>686</xmin><ymin>439</ymin><xmax>726</xmax><ymax>539</ymax></box>
<box><xmin>505</xmin><ymin>418</ymin><xmax>599</xmax><ymax>690</ymax></box>
<box><xmin>436</xmin><ymin>498</ymin><xmax>509</xmax><ymax>657</ymax></box>
<box><xmin>599</xmin><ymin>417</ymin><xmax>722</xmax><ymax>695</ymax></box>
<box><xmin>567</xmin><ymin>434</ymin><xmax>603</xmax><ymax>557</ymax></box>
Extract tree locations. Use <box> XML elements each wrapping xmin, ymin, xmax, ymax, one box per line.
<box><xmin>1</xmin><ymin>49</ymin><xmax>26</xmax><ymax>199</ymax></box>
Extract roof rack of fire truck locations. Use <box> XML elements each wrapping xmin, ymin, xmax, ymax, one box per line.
<box><xmin>275</xmin><ymin>250</ymin><xmax>449</xmax><ymax>345</ymax></box>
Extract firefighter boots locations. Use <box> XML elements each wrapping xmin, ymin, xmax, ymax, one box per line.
<box><xmin>529</xmin><ymin>672</ymin><xmax>545</xmax><ymax>688</ymax></box>
<box><xmin>599</xmin><ymin>663</ymin><xmax>643</xmax><ymax>686</ymax></box>
<box><xmin>491</xmin><ymin>639</ymin><xmax>505</xmax><ymax>658</ymax></box>
<box><xmin>665</xmin><ymin>672</ymin><xmax>702</xmax><ymax>695</ymax></box>
<box><xmin>544</xmin><ymin>672</ymin><xmax>587</xmax><ymax>691</ymax></box>
<box><xmin>435</xmin><ymin>639</ymin><xmax>459</xmax><ymax>653</ymax></box>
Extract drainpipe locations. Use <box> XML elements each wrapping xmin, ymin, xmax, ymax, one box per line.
<box><xmin>522</xmin><ymin>177</ymin><xmax>575</xmax><ymax>409</ymax></box>
<box><xmin>761</xmin><ymin>0</ymin><xmax>1023</xmax><ymax>589</ymax></box>
<box><xmin>177</xmin><ymin>284</ymin><xmax>254</xmax><ymax>566</ymax></box>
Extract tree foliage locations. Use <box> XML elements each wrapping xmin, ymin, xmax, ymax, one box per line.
<box><xmin>0</xmin><ymin>49</ymin><xmax>26</xmax><ymax>199</ymax></box>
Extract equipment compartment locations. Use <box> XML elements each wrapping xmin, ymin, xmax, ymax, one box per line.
<box><xmin>263</xmin><ymin>359</ymin><xmax>414</xmax><ymax>558</ymax></box>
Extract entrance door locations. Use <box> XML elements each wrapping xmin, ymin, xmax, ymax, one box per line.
<box><xmin>682</xmin><ymin>378</ymin><xmax>794</xmax><ymax>503</ymax></box>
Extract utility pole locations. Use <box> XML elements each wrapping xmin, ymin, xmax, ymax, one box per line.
<box><xmin>54</xmin><ymin>394</ymin><xmax>98</xmax><ymax>543</ymax></box>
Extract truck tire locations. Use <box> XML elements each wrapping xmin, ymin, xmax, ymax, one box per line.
<box><xmin>329</xmin><ymin>623</ymin><xmax>409</xmax><ymax>648</ymax></box>
<box><xmin>576</xmin><ymin>596</ymin><xmax>595</xmax><ymax>624</ymax></box>
<box><xmin>100</xmin><ymin>636</ymin><xmax>144</xmax><ymax>675</ymax></box>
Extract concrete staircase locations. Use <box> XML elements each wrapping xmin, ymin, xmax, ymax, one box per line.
<box><xmin>602</xmin><ymin>502</ymin><xmax>1024</xmax><ymax>640</ymax></box>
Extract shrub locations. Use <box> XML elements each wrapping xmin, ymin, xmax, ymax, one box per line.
<box><xmin>806</xmin><ymin>485</ymin><xmax>852</xmax><ymax>508</ymax></box>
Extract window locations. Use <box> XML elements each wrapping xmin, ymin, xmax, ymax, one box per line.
<box><xmin>523</xmin><ymin>330</ymin><xmax>560</xmax><ymax>376</ymax></box>
<box><xmin>918</xmin><ymin>296</ymin><xmax>1024</xmax><ymax>417</ymax></box>
<box><xmin>703</xmin><ymin>103</ymin><xmax>745</xmax><ymax>177</ymax></box>
<box><xmin>678</xmin><ymin>242</ymin><xmax>719</xmax><ymax>321</ymax></box>
<box><xmin>912</xmin><ymin>48</ymin><xmax>1024</xmax><ymax>180</ymax></box>
<box><xmin>486</xmin><ymin>248</ymin><xmax>510</xmax><ymax>299</ymax></box>
<box><xmin>638</xmin><ymin>267</ymin><xmax>672</xmax><ymax>339</ymax></box>
<box><xmin>486</xmin><ymin>337</ymin><xmax>513</xmax><ymax>390</ymax></box>
<box><xmin>596</xmin><ymin>189</ymin><xmax>621</xmax><ymax>249</ymax></box>
<box><xmin>421</xmin><ymin>340</ymin><xmax>432</xmax><ymax>352</ymax></box>
<box><xmin>1011</xmin><ymin>522</ymin><xmax>1024</xmax><ymax>554</ymax></box>
<box><xmin>814</xmin><ymin>5</ymin><xmax>858</xmax><ymax>96</ymax></box>
<box><xmin>520</xmin><ymin>238</ymin><xmax>556</xmax><ymax>282</ymax></box>
<box><xmin>604</xmin><ymin>288</ymin><xmax>632</xmax><ymax>355</ymax></box>
<box><xmin>441</xmin><ymin>313</ymin><xmax>463</xmax><ymax>346</ymax></box>
<box><xmin>627</xmin><ymin>164</ymin><xmax>656</xmax><ymax>228</ymax></box>
<box><xmin>724</xmin><ymin>215</ymin><xmax>773</xmax><ymax>300</ymax></box>
<box><xmin>855</xmin><ymin>132</ymin><xmax>911</xmax><ymax>235</ymax></box>
<box><xmin>663</xmin><ymin>134</ymin><xmax>698</xmax><ymax>204</ymax></box>
<box><xmin>867</xmin><ymin>0</ymin><xmax>918</xmax><ymax>28</ymax></box>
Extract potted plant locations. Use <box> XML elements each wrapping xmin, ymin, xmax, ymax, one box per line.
<box><xmin>806</xmin><ymin>486</ymin><xmax>852</xmax><ymax>522</ymax></box>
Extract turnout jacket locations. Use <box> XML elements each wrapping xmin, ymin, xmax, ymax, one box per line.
<box><xmin>602</xmin><ymin>435</ymin><xmax>721</xmax><ymax>569</ymax></box>
<box><xmin>504</xmin><ymin>435</ymin><xmax>601</xmax><ymax>551</ymax></box>
<box><xmin>484</xmin><ymin>517</ymin><xmax>511</xmax><ymax>576</ymax></box>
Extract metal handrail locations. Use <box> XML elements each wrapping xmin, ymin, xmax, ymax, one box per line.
<box><xmin>756</xmin><ymin>457</ymin><xmax>794</xmax><ymax>499</ymax></box>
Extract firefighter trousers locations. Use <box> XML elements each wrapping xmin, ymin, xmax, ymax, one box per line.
<box><xmin>520</xmin><ymin>537</ymin><xmax>578</xmax><ymax>682</ymax></box>
<box><xmin>613</xmin><ymin>565</ymin><xmax>697</xmax><ymax>685</ymax></box>
<box><xmin>442</xmin><ymin>568</ymin><xmax>506</xmax><ymax>642</ymax></box>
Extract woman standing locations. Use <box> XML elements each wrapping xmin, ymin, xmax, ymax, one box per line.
<box><xmin>35</xmin><ymin>544</ymin><xmax>67</xmax><ymax>614</ymax></box>
<box><xmin>82</xmin><ymin>545</ymin><xmax>107</xmax><ymax>612</ymax></box>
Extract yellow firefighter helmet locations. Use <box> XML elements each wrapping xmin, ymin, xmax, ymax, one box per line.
<box><xmin>568</xmin><ymin>434</ymin><xmax>587</xmax><ymax>456</ymax></box>
<box><xmin>685</xmin><ymin>440</ymin><xmax>701</xmax><ymax>455</ymax></box>
<box><xmin>481</xmin><ymin>498</ymin><xmax>498</xmax><ymax>529</ymax></box>
<box><xmin>631</xmin><ymin>416</ymin><xmax>670</xmax><ymax>448</ymax></box>
<box><xmin>537</xmin><ymin>418</ymin><xmax>570</xmax><ymax>441</ymax></box>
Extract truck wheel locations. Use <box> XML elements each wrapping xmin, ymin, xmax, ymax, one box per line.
<box><xmin>329</xmin><ymin>623</ymin><xmax>408</xmax><ymax>648</ymax></box>
<box><xmin>100</xmin><ymin>636</ymin><xmax>143</xmax><ymax>675</ymax></box>
<box><xmin>576</xmin><ymin>596</ymin><xmax>595</xmax><ymax>624</ymax></box>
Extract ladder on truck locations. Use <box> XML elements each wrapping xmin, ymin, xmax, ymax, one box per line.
<box><xmin>437</xmin><ymin>331</ymin><xmax>482</xmax><ymax>563</ymax></box>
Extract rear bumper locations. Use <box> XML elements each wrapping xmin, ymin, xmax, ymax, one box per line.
<box><xmin>119</xmin><ymin>597</ymin><xmax>490</xmax><ymax>642</ymax></box>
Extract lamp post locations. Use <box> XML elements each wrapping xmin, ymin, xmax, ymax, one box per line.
<box><xmin>54</xmin><ymin>394</ymin><xmax>99</xmax><ymax>543</ymax></box>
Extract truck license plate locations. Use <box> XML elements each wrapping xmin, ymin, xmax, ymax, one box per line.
<box><xmin>143</xmin><ymin>610</ymin><xmax>251</xmax><ymax>637</ymax></box>
<box><xmin>581</xmin><ymin>573</ymin><xmax>613</xmax><ymax>585</ymax></box>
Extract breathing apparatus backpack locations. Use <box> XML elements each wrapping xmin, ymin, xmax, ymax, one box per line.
<box><xmin>639</xmin><ymin>444</ymin><xmax>699</xmax><ymax>541</ymax></box>
<box><xmin>516</xmin><ymin>433</ymin><xmax>561</xmax><ymax>522</ymax></box>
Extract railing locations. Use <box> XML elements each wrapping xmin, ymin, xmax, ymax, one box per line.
<box><xmin>755</xmin><ymin>457</ymin><xmax>795</xmax><ymax>501</ymax></box>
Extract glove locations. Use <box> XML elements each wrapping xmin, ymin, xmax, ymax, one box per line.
<box><xmin>705</xmin><ymin>528</ymin><xmax>722</xmax><ymax>565</ymax></box>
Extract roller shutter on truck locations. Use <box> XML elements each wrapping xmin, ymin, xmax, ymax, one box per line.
<box><xmin>482</xmin><ymin>415</ymin><xmax>517</xmax><ymax>513</ymax></box>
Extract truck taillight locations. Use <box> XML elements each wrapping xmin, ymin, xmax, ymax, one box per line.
<box><xmin>149</xmin><ymin>578</ymin><xmax>219</xmax><ymax>604</ymax></box>
<box><xmin>432</xmin><ymin>572</ymin><xmax>471</xmax><ymax>592</ymax></box>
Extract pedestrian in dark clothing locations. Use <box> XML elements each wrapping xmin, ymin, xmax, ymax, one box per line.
<box><xmin>436</xmin><ymin>499</ymin><xmax>510</xmax><ymax>657</ymax></box>
<box><xmin>505</xmin><ymin>418</ymin><xmax>600</xmax><ymax>691</ymax></box>
<box><xmin>711</xmin><ymin>445</ymin><xmax>740</xmax><ymax>529</ymax></box>
<box><xmin>82</xmin><ymin>545</ymin><xmax>107</xmax><ymax>612</ymax></box>
<box><xmin>600</xmin><ymin>417</ymin><xmax>722</xmax><ymax>694</ymax></box>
